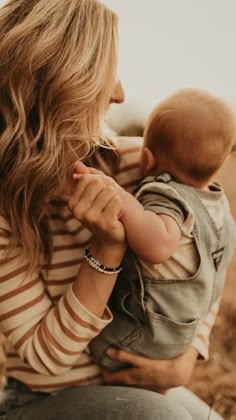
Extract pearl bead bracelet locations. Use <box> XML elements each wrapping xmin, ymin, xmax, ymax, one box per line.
<box><xmin>84</xmin><ymin>248</ymin><xmax>123</xmax><ymax>275</ymax></box>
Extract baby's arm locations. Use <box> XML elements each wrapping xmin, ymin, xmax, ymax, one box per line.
<box><xmin>74</xmin><ymin>164</ymin><xmax>180</xmax><ymax>264</ymax></box>
<box><xmin>119</xmin><ymin>190</ymin><xmax>181</xmax><ymax>264</ymax></box>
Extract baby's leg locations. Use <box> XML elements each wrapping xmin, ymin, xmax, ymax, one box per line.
<box><xmin>89</xmin><ymin>309</ymin><xmax>140</xmax><ymax>371</ymax></box>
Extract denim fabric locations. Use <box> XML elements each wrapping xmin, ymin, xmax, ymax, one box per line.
<box><xmin>0</xmin><ymin>378</ymin><xmax>46</xmax><ymax>419</ymax></box>
<box><xmin>90</xmin><ymin>174</ymin><xmax>236</xmax><ymax>367</ymax></box>
<box><xmin>0</xmin><ymin>378</ymin><xmax>193</xmax><ymax>420</ymax></box>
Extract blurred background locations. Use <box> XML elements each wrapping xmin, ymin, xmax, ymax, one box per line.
<box><xmin>1</xmin><ymin>0</ymin><xmax>235</xmax><ymax>118</ymax></box>
<box><xmin>104</xmin><ymin>0</ymin><xmax>236</xmax><ymax>132</ymax></box>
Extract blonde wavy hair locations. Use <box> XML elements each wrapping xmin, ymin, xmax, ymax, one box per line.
<box><xmin>0</xmin><ymin>0</ymin><xmax>118</xmax><ymax>271</ymax></box>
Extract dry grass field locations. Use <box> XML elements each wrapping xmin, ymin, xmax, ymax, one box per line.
<box><xmin>188</xmin><ymin>153</ymin><xmax>236</xmax><ymax>419</ymax></box>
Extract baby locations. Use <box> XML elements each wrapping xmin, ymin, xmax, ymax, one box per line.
<box><xmin>87</xmin><ymin>89</ymin><xmax>236</xmax><ymax>370</ymax></box>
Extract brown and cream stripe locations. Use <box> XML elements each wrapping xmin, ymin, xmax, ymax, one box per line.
<box><xmin>0</xmin><ymin>137</ymin><xmax>217</xmax><ymax>392</ymax></box>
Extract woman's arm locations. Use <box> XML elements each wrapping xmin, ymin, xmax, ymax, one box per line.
<box><xmin>0</xmin><ymin>174</ymin><xmax>126</xmax><ymax>377</ymax></box>
<box><xmin>68</xmin><ymin>169</ymin><xmax>127</xmax><ymax>318</ymax></box>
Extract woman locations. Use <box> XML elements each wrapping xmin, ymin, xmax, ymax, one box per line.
<box><xmin>0</xmin><ymin>0</ymin><xmax>220</xmax><ymax>419</ymax></box>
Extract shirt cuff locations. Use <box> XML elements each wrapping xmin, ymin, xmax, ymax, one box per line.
<box><xmin>66</xmin><ymin>284</ymin><xmax>113</xmax><ymax>331</ymax></box>
<box><xmin>191</xmin><ymin>334</ymin><xmax>209</xmax><ymax>360</ymax></box>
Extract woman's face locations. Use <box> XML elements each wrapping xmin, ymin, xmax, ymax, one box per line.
<box><xmin>109</xmin><ymin>80</ymin><xmax>125</xmax><ymax>105</ymax></box>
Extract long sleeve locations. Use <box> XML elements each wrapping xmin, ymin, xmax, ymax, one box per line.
<box><xmin>191</xmin><ymin>297</ymin><xmax>221</xmax><ymax>359</ymax></box>
<box><xmin>0</xmin><ymin>214</ymin><xmax>112</xmax><ymax>390</ymax></box>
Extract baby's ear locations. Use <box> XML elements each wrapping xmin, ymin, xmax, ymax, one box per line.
<box><xmin>141</xmin><ymin>147</ymin><xmax>156</xmax><ymax>171</ymax></box>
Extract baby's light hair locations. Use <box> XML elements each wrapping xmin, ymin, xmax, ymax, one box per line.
<box><xmin>144</xmin><ymin>89</ymin><xmax>236</xmax><ymax>186</ymax></box>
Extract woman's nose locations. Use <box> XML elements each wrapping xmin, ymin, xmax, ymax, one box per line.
<box><xmin>110</xmin><ymin>80</ymin><xmax>125</xmax><ymax>104</ymax></box>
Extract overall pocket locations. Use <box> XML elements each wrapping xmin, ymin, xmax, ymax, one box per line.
<box><xmin>146</xmin><ymin>310</ymin><xmax>199</xmax><ymax>357</ymax></box>
<box><xmin>114</xmin><ymin>313</ymin><xmax>199</xmax><ymax>360</ymax></box>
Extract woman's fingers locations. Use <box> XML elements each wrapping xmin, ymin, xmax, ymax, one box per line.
<box><xmin>102</xmin><ymin>194</ymin><xmax>124</xmax><ymax>221</ymax></box>
<box><xmin>102</xmin><ymin>368</ymin><xmax>135</xmax><ymax>385</ymax></box>
<box><xmin>103</xmin><ymin>347</ymin><xmax>198</xmax><ymax>390</ymax></box>
<box><xmin>68</xmin><ymin>175</ymin><xmax>125</xmax><ymax>242</ymax></box>
<box><xmin>81</xmin><ymin>189</ymin><xmax>125</xmax><ymax>243</ymax></box>
<box><xmin>102</xmin><ymin>367</ymin><xmax>156</xmax><ymax>388</ymax></box>
<box><xmin>68</xmin><ymin>175</ymin><xmax>105</xmax><ymax>214</ymax></box>
<box><xmin>74</xmin><ymin>162</ymin><xmax>91</xmax><ymax>174</ymax></box>
<box><xmin>69</xmin><ymin>174</ymin><xmax>123</xmax><ymax>221</ymax></box>
<box><xmin>106</xmin><ymin>348</ymin><xmax>150</xmax><ymax>368</ymax></box>
<box><xmin>68</xmin><ymin>172</ymin><xmax>126</xmax><ymax>243</ymax></box>
<box><xmin>102</xmin><ymin>368</ymin><xmax>168</xmax><ymax>394</ymax></box>
<box><xmin>73</xmin><ymin>172</ymin><xmax>118</xmax><ymax>191</ymax></box>
<box><xmin>82</xmin><ymin>187</ymin><xmax>119</xmax><ymax>223</ymax></box>
<box><xmin>74</xmin><ymin>162</ymin><xmax>104</xmax><ymax>175</ymax></box>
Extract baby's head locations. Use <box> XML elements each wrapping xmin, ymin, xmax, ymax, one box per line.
<box><xmin>141</xmin><ymin>89</ymin><xmax>236</xmax><ymax>187</ymax></box>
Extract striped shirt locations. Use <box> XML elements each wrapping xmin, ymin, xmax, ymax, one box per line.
<box><xmin>0</xmin><ymin>137</ymin><xmax>219</xmax><ymax>392</ymax></box>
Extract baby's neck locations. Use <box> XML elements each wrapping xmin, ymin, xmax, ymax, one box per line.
<box><xmin>198</xmin><ymin>183</ymin><xmax>211</xmax><ymax>191</ymax></box>
<box><xmin>143</xmin><ymin>168</ymin><xmax>214</xmax><ymax>191</ymax></box>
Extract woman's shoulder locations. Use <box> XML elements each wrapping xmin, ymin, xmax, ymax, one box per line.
<box><xmin>89</xmin><ymin>136</ymin><xmax>143</xmax><ymax>191</ymax></box>
<box><xmin>114</xmin><ymin>136</ymin><xmax>143</xmax><ymax>153</ymax></box>
<box><xmin>92</xmin><ymin>136</ymin><xmax>143</xmax><ymax>172</ymax></box>
<box><xmin>112</xmin><ymin>137</ymin><xmax>143</xmax><ymax>191</ymax></box>
<box><xmin>114</xmin><ymin>136</ymin><xmax>143</xmax><ymax>166</ymax></box>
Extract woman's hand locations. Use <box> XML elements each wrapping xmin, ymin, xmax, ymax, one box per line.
<box><xmin>72</xmin><ymin>162</ymin><xmax>124</xmax><ymax>195</ymax></box>
<box><xmin>102</xmin><ymin>347</ymin><xmax>198</xmax><ymax>394</ymax></box>
<box><xmin>68</xmin><ymin>163</ymin><xmax>126</xmax><ymax>247</ymax></box>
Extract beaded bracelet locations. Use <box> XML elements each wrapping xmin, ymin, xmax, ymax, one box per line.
<box><xmin>84</xmin><ymin>248</ymin><xmax>123</xmax><ymax>275</ymax></box>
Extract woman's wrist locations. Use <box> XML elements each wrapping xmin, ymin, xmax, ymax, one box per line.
<box><xmin>72</xmin><ymin>241</ymin><xmax>126</xmax><ymax>319</ymax></box>
<box><xmin>89</xmin><ymin>241</ymin><xmax>126</xmax><ymax>268</ymax></box>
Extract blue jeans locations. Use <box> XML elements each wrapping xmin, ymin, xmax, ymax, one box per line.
<box><xmin>0</xmin><ymin>378</ymin><xmax>193</xmax><ymax>420</ymax></box>
<box><xmin>167</xmin><ymin>388</ymin><xmax>223</xmax><ymax>420</ymax></box>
